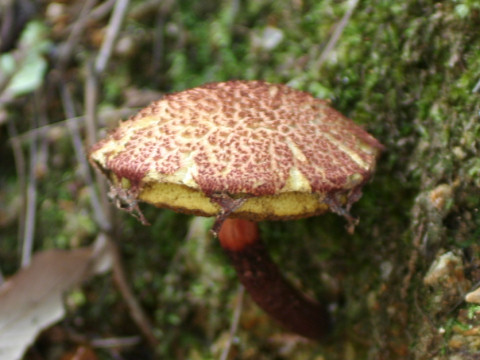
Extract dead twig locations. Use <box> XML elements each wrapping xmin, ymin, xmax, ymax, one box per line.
<box><xmin>21</xmin><ymin>96</ymin><xmax>38</xmax><ymax>267</ymax></box>
<box><xmin>107</xmin><ymin>237</ymin><xmax>159</xmax><ymax>348</ymax></box>
<box><xmin>90</xmin><ymin>335</ymin><xmax>141</xmax><ymax>348</ymax></box>
<box><xmin>67</xmin><ymin>328</ymin><xmax>141</xmax><ymax>349</ymax></box>
<box><xmin>220</xmin><ymin>285</ymin><xmax>245</xmax><ymax>360</ymax></box>
<box><xmin>94</xmin><ymin>0</ymin><xmax>130</xmax><ymax>74</ymax></box>
<box><xmin>0</xmin><ymin>0</ymin><xmax>37</xmax><ymax>53</ymax></box>
<box><xmin>84</xmin><ymin>62</ymin><xmax>113</xmax><ymax>221</ymax></box>
<box><xmin>21</xmin><ymin>89</ymin><xmax>50</xmax><ymax>267</ymax></box>
<box><xmin>129</xmin><ymin>0</ymin><xmax>164</xmax><ymax>20</ymax></box>
<box><xmin>59</xmin><ymin>82</ymin><xmax>111</xmax><ymax>232</ymax></box>
<box><xmin>314</xmin><ymin>0</ymin><xmax>360</xmax><ymax>72</ymax></box>
<box><xmin>7</xmin><ymin>107</ymin><xmax>136</xmax><ymax>145</ymax></box>
<box><xmin>57</xmin><ymin>0</ymin><xmax>98</xmax><ymax>70</ymax></box>
<box><xmin>7</xmin><ymin>118</ymin><xmax>27</xmax><ymax>254</ymax></box>
<box><xmin>62</xmin><ymin>0</ymin><xmax>116</xmax><ymax>36</ymax></box>
<box><xmin>83</xmin><ymin>61</ymin><xmax>110</xmax><ymax>216</ymax></box>
<box><xmin>472</xmin><ymin>79</ymin><xmax>480</xmax><ymax>93</ymax></box>
<box><xmin>85</xmin><ymin>61</ymin><xmax>99</xmax><ymax>148</ymax></box>
<box><xmin>88</xmin><ymin>0</ymin><xmax>117</xmax><ymax>22</ymax></box>
<box><xmin>88</xmin><ymin>0</ymin><xmax>130</xmax><ymax>218</ymax></box>
<box><xmin>35</xmin><ymin>91</ymin><xmax>49</xmax><ymax>182</ymax></box>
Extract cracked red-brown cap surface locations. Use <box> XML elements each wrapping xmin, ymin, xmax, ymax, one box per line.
<box><xmin>89</xmin><ymin>80</ymin><xmax>383</xmax><ymax>221</ymax></box>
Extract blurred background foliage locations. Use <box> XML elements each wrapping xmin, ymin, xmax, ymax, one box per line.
<box><xmin>1</xmin><ymin>0</ymin><xmax>480</xmax><ymax>359</ymax></box>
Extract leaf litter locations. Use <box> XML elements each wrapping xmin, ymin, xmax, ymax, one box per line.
<box><xmin>0</xmin><ymin>234</ymin><xmax>112</xmax><ymax>360</ymax></box>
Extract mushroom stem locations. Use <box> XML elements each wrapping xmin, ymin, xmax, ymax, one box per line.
<box><xmin>218</xmin><ymin>218</ymin><xmax>331</xmax><ymax>340</ymax></box>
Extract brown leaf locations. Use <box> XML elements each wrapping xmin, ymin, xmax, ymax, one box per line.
<box><xmin>0</xmin><ymin>235</ymin><xmax>112</xmax><ymax>360</ymax></box>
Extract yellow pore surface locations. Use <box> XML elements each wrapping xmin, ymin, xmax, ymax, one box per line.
<box><xmin>137</xmin><ymin>181</ymin><xmax>330</xmax><ymax>220</ymax></box>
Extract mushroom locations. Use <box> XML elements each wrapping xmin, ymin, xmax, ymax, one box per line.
<box><xmin>89</xmin><ymin>80</ymin><xmax>383</xmax><ymax>340</ymax></box>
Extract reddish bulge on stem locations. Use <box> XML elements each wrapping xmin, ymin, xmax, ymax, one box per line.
<box><xmin>217</xmin><ymin>218</ymin><xmax>259</xmax><ymax>251</ymax></box>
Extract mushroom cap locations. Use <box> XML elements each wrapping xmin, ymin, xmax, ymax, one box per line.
<box><xmin>89</xmin><ymin>80</ymin><xmax>382</xmax><ymax>221</ymax></box>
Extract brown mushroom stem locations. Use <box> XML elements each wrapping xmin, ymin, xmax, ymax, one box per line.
<box><xmin>218</xmin><ymin>218</ymin><xmax>331</xmax><ymax>340</ymax></box>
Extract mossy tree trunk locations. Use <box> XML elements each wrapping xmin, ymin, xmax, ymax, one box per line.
<box><xmin>314</xmin><ymin>2</ymin><xmax>480</xmax><ymax>358</ymax></box>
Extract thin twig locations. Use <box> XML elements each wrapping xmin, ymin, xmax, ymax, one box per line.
<box><xmin>129</xmin><ymin>0</ymin><xmax>164</xmax><ymax>20</ymax></box>
<box><xmin>472</xmin><ymin>78</ymin><xmax>480</xmax><ymax>93</ymax></box>
<box><xmin>220</xmin><ymin>285</ymin><xmax>245</xmax><ymax>360</ymax></box>
<box><xmin>314</xmin><ymin>0</ymin><xmax>360</xmax><ymax>72</ymax></box>
<box><xmin>7</xmin><ymin>117</ymin><xmax>27</xmax><ymax>252</ymax></box>
<box><xmin>59</xmin><ymin>82</ymin><xmax>111</xmax><ymax>232</ymax></box>
<box><xmin>95</xmin><ymin>0</ymin><xmax>130</xmax><ymax>74</ymax></box>
<box><xmin>88</xmin><ymin>0</ymin><xmax>116</xmax><ymax>22</ymax></box>
<box><xmin>22</xmin><ymin>90</ymin><xmax>50</xmax><ymax>266</ymax></box>
<box><xmin>88</xmin><ymin>0</ymin><xmax>130</xmax><ymax>217</ymax></box>
<box><xmin>7</xmin><ymin>107</ymin><xmax>136</xmax><ymax>145</ymax></box>
<box><xmin>84</xmin><ymin>61</ymin><xmax>113</xmax><ymax>237</ymax></box>
<box><xmin>35</xmin><ymin>86</ymin><xmax>50</xmax><ymax>185</ymax></box>
<box><xmin>0</xmin><ymin>0</ymin><xmax>36</xmax><ymax>53</ymax></box>
<box><xmin>57</xmin><ymin>0</ymin><xmax>98</xmax><ymax>70</ymax></box>
<box><xmin>90</xmin><ymin>335</ymin><xmax>141</xmax><ymax>348</ymax></box>
<box><xmin>85</xmin><ymin>61</ymin><xmax>100</xmax><ymax>148</ymax></box>
<box><xmin>62</xmin><ymin>0</ymin><xmax>116</xmax><ymax>36</ymax></box>
<box><xmin>108</xmin><ymin>237</ymin><xmax>159</xmax><ymax>348</ymax></box>
<box><xmin>21</xmin><ymin>97</ymin><xmax>38</xmax><ymax>267</ymax></box>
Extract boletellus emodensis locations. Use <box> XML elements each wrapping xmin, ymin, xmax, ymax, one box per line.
<box><xmin>89</xmin><ymin>80</ymin><xmax>383</xmax><ymax>340</ymax></box>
